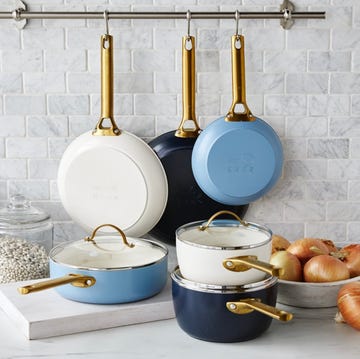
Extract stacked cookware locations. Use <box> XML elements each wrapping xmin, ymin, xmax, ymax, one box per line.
<box><xmin>169</xmin><ymin>26</ymin><xmax>289</xmax><ymax>343</ymax></box>
<box><xmin>171</xmin><ymin>210</ymin><xmax>293</xmax><ymax>342</ymax></box>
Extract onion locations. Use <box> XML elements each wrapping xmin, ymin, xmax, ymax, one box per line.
<box><xmin>303</xmin><ymin>255</ymin><xmax>350</xmax><ymax>282</ymax></box>
<box><xmin>270</xmin><ymin>250</ymin><xmax>302</xmax><ymax>281</ymax></box>
<box><xmin>339</xmin><ymin>244</ymin><xmax>360</xmax><ymax>278</ymax></box>
<box><xmin>287</xmin><ymin>238</ymin><xmax>330</xmax><ymax>263</ymax></box>
<box><xmin>336</xmin><ymin>282</ymin><xmax>360</xmax><ymax>331</ymax></box>
<box><xmin>271</xmin><ymin>234</ymin><xmax>291</xmax><ymax>254</ymax></box>
<box><xmin>320</xmin><ymin>239</ymin><xmax>338</xmax><ymax>253</ymax></box>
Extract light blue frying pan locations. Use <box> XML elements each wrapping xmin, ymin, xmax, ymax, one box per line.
<box><xmin>191</xmin><ymin>35</ymin><xmax>283</xmax><ymax>205</ymax></box>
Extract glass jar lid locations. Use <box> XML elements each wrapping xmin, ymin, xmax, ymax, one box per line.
<box><xmin>0</xmin><ymin>194</ymin><xmax>51</xmax><ymax>230</ymax></box>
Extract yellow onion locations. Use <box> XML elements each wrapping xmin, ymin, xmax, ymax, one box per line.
<box><xmin>287</xmin><ymin>238</ymin><xmax>329</xmax><ymax>264</ymax></box>
<box><xmin>304</xmin><ymin>255</ymin><xmax>350</xmax><ymax>283</ymax></box>
<box><xmin>336</xmin><ymin>282</ymin><xmax>360</xmax><ymax>331</ymax></box>
<box><xmin>270</xmin><ymin>250</ymin><xmax>302</xmax><ymax>281</ymax></box>
<box><xmin>271</xmin><ymin>234</ymin><xmax>291</xmax><ymax>254</ymax></box>
<box><xmin>339</xmin><ymin>244</ymin><xmax>360</xmax><ymax>278</ymax></box>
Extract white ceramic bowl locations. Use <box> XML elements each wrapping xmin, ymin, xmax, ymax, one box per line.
<box><xmin>277</xmin><ymin>276</ymin><xmax>360</xmax><ymax>308</ymax></box>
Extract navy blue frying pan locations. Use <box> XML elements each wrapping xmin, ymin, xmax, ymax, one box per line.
<box><xmin>149</xmin><ymin>36</ymin><xmax>248</xmax><ymax>244</ymax></box>
<box><xmin>191</xmin><ymin>35</ymin><xmax>283</xmax><ymax>205</ymax></box>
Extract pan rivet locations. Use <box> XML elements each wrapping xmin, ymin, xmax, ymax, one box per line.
<box><xmin>226</xmin><ymin>261</ymin><xmax>233</xmax><ymax>267</ymax></box>
<box><xmin>229</xmin><ymin>303</ymin><xmax>236</xmax><ymax>310</ymax></box>
<box><xmin>86</xmin><ymin>280</ymin><xmax>92</xmax><ymax>286</ymax></box>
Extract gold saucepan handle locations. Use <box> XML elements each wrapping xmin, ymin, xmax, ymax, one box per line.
<box><xmin>93</xmin><ymin>34</ymin><xmax>121</xmax><ymax>136</ymax></box>
<box><xmin>225</xmin><ymin>35</ymin><xmax>254</xmax><ymax>122</ymax></box>
<box><xmin>199</xmin><ymin>210</ymin><xmax>248</xmax><ymax>231</ymax></box>
<box><xmin>226</xmin><ymin>298</ymin><xmax>293</xmax><ymax>322</ymax></box>
<box><xmin>18</xmin><ymin>274</ymin><xmax>96</xmax><ymax>295</ymax></box>
<box><xmin>223</xmin><ymin>255</ymin><xmax>284</xmax><ymax>277</ymax></box>
<box><xmin>175</xmin><ymin>35</ymin><xmax>201</xmax><ymax>138</ymax></box>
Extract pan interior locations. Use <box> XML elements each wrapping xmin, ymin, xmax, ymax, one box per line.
<box><xmin>51</xmin><ymin>237</ymin><xmax>167</xmax><ymax>269</ymax></box>
<box><xmin>61</xmin><ymin>146</ymin><xmax>147</xmax><ymax>232</ymax></box>
<box><xmin>207</xmin><ymin>128</ymin><xmax>276</xmax><ymax>197</ymax></box>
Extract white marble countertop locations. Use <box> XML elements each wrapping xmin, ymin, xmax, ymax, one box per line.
<box><xmin>0</xmin><ymin>301</ymin><xmax>359</xmax><ymax>359</ymax></box>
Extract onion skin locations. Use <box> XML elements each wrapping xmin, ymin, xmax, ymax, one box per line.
<box><xmin>271</xmin><ymin>234</ymin><xmax>291</xmax><ymax>254</ymax></box>
<box><xmin>287</xmin><ymin>238</ymin><xmax>330</xmax><ymax>264</ymax></box>
<box><xmin>320</xmin><ymin>239</ymin><xmax>338</xmax><ymax>253</ymax></box>
<box><xmin>337</xmin><ymin>282</ymin><xmax>360</xmax><ymax>331</ymax></box>
<box><xmin>304</xmin><ymin>255</ymin><xmax>350</xmax><ymax>283</ymax></box>
<box><xmin>339</xmin><ymin>244</ymin><xmax>360</xmax><ymax>278</ymax></box>
<box><xmin>270</xmin><ymin>250</ymin><xmax>302</xmax><ymax>281</ymax></box>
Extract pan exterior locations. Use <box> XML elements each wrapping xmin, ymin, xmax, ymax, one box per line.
<box><xmin>49</xmin><ymin>255</ymin><xmax>168</xmax><ymax>304</ymax></box>
<box><xmin>191</xmin><ymin>117</ymin><xmax>283</xmax><ymax>205</ymax></box>
<box><xmin>149</xmin><ymin>131</ymin><xmax>249</xmax><ymax>244</ymax></box>
<box><xmin>58</xmin><ymin>130</ymin><xmax>168</xmax><ymax>237</ymax></box>
<box><xmin>171</xmin><ymin>269</ymin><xmax>277</xmax><ymax>342</ymax></box>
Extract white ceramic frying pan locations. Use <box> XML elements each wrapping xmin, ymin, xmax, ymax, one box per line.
<box><xmin>57</xmin><ymin>34</ymin><xmax>168</xmax><ymax>237</ymax></box>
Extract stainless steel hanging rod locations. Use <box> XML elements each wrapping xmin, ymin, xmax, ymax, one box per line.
<box><xmin>0</xmin><ymin>11</ymin><xmax>325</xmax><ymax>20</ymax></box>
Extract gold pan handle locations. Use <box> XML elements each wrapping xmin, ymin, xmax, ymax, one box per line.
<box><xmin>226</xmin><ymin>298</ymin><xmax>293</xmax><ymax>322</ymax></box>
<box><xmin>223</xmin><ymin>255</ymin><xmax>284</xmax><ymax>277</ymax></box>
<box><xmin>18</xmin><ymin>274</ymin><xmax>96</xmax><ymax>295</ymax></box>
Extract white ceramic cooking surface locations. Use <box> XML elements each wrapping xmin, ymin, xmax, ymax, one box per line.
<box><xmin>0</xmin><ymin>277</ymin><xmax>174</xmax><ymax>340</ymax></box>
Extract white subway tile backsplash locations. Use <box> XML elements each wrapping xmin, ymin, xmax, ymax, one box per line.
<box><xmin>0</xmin><ymin>159</ymin><xmax>27</xmax><ymax>179</ymax></box>
<box><xmin>309</xmin><ymin>95</ymin><xmax>350</xmax><ymax>116</ymax></box>
<box><xmin>286</xmin><ymin>116</ymin><xmax>328</xmax><ymax>137</ymax></box>
<box><xmin>327</xmin><ymin>201</ymin><xmax>360</xmax><ymax>221</ymax></box>
<box><xmin>265</xmin><ymin>95</ymin><xmax>307</xmax><ymax>115</ymax></box>
<box><xmin>264</xmin><ymin>51</ymin><xmax>307</xmax><ymax>73</ymax></box>
<box><xmin>133</xmin><ymin>50</ymin><xmax>176</xmax><ymax>72</ymax></box>
<box><xmin>22</xmin><ymin>28</ymin><xmax>65</xmax><ymax>49</ymax></box>
<box><xmin>0</xmin><ymin>0</ymin><xmax>358</xmax><ymax>243</ymax></box>
<box><xmin>45</xmin><ymin>50</ymin><xmax>87</xmax><ymax>72</ymax></box>
<box><xmin>9</xmin><ymin>180</ymin><xmax>50</xmax><ymax>200</ymax></box>
<box><xmin>48</xmin><ymin>95</ymin><xmax>90</xmax><ymax>115</ymax></box>
<box><xmin>2</xmin><ymin>50</ymin><xmax>43</xmax><ymax>72</ymax></box>
<box><xmin>0</xmin><ymin>116</ymin><xmax>25</xmax><ymax>137</ymax></box>
<box><xmin>305</xmin><ymin>181</ymin><xmax>347</xmax><ymax>200</ymax></box>
<box><xmin>134</xmin><ymin>94</ymin><xmax>177</xmax><ymax>115</ymax></box>
<box><xmin>24</xmin><ymin>73</ymin><xmax>66</xmax><ymax>93</ymax></box>
<box><xmin>307</xmin><ymin>138</ymin><xmax>349</xmax><ymax>159</ymax></box>
<box><xmin>29</xmin><ymin>159</ymin><xmax>59</xmax><ymax>179</ymax></box>
<box><xmin>5</xmin><ymin>95</ymin><xmax>46</xmax><ymax>115</ymax></box>
<box><xmin>288</xmin><ymin>29</ymin><xmax>330</xmax><ymax>50</ymax></box>
<box><xmin>284</xmin><ymin>201</ymin><xmax>326</xmax><ymax>221</ymax></box>
<box><xmin>0</xmin><ymin>74</ymin><xmax>22</xmax><ymax>94</ymax></box>
<box><xmin>286</xmin><ymin>73</ymin><xmax>329</xmax><ymax>94</ymax></box>
<box><xmin>27</xmin><ymin>116</ymin><xmax>68</xmax><ymax>137</ymax></box>
<box><xmin>308</xmin><ymin>51</ymin><xmax>351</xmax><ymax>72</ymax></box>
<box><xmin>6</xmin><ymin>137</ymin><xmax>48</xmax><ymax>158</ymax></box>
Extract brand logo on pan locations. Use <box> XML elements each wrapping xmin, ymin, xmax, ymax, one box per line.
<box><xmin>226</xmin><ymin>154</ymin><xmax>255</xmax><ymax>175</ymax></box>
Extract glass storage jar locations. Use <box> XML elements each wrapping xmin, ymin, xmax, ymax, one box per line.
<box><xmin>0</xmin><ymin>195</ymin><xmax>53</xmax><ymax>283</ymax></box>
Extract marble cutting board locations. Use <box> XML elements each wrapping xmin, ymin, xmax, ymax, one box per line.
<box><xmin>0</xmin><ymin>276</ymin><xmax>175</xmax><ymax>340</ymax></box>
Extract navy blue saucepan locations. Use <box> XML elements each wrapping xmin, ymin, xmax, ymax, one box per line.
<box><xmin>149</xmin><ymin>35</ymin><xmax>248</xmax><ymax>244</ymax></box>
<box><xmin>171</xmin><ymin>267</ymin><xmax>292</xmax><ymax>343</ymax></box>
<box><xmin>191</xmin><ymin>35</ymin><xmax>283</xmax><ymax>205</ymax></box>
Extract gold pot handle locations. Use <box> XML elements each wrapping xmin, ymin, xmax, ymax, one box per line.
<box><xmin>175</xmin><ymin>35</ymin><xmax>201</xmax><ymax>138</ymax></box>
<box><xmin>84</xmin><ymin>223</ymin><xmax>135</xmax><ymax>249</ymax></box>
<box><xmin>93</xmin><ymin>34</ymin><xmax>121</xmax><ymax>136</ymax></box>
<box><xmin>18</xmin><ymin>274</ymin><xmax>96</xmax><ymax>295</ymax></box>
<box><xmin>199</xmin><ymin>210</ymin><xmax>248</xmax><ymax>231</ymax></box>
<box><xmin>226</xmin><ymin>298</ymin><xmax>293</xmax><ymax>322</ymax></box>
<box><xmin>225</xmin><ymin>35</ymin><xmax>254</xmax><ymax>122</ymax></box>
<box><xmin>223</xmin><ymin>255</ymin><xmax>284</xmax><ymax>277</ymax></box>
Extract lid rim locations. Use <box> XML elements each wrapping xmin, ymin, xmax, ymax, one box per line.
<box><xmin>175</xmin><ymin>219</ymin><xmax>272</xmax><ymax>250</ymax></box>
<box><xmin>49</xmin><ymin>237</ymin><xmax>169</xmax><ymax>271</ymax></box>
